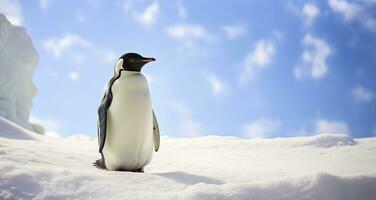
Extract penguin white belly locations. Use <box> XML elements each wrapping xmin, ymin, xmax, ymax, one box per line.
<box><xmin>103</xmin><ymin>72</ymin><xmax>153</xmax><ymax>171</ymax></box>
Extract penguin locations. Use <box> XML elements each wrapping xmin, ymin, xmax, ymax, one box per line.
<box><xmin>94</xmin><ymin>52</ymin><xmax>160</xmax><ymax>172</ymax></box>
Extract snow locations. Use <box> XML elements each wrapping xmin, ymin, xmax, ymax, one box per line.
<box><xmin>1</xmin><ymin>117</ymin><xmax>376</xmax><ymax>200</ymax></box>
<box><xmin>0</xmin><ymin>14</ymin><xmax>38</xmax><ymax>130</ymax></box>
<box><xmin>0</xmin><ymin>117</ymin><xmax>40</xmax><ymax>140</ymax></box>
<box><xmin>294</xmin><ymin>134</ymin><xmax>357</xmax><ymax>148</ymax></box>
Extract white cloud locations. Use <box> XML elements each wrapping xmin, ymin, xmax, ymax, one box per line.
<box><xmin>303</xmin><ymin>3</ymin><xmax>319</xmax><ymax>26</ymax></box>
<box><xmin>29</xmin><ymin>116</ymin><xmax>61</xmax><ymax>137</ymax></box>
<box><xmin>166</xmin><ymin>23</ymin><xmax>218</xmax><ymax>57</ymax></box>
<box><xmin>123</xmin><ymin>1</ymin><xmax>159</xmax><ymax>28</ymax></box>
<box><xmin>43</xmin><ymin>34</ymin><xmax>92</xmax><ymax>58</ymax></box>
<box><xmin>329</xmin><ymin>0</ymin><xmax>361</xmax><ymax>21</ymax></box>
<box><xmin>39</xmin><ymin>0</ymin><xmax>48</xmax><ymax>10</ymax></box>
<box><xmin>352</xmin><ymin>86</ymin><xmax>374</xmax><ymax>102</ymax></box>
<box><xmin>43</xmin><ymin>33</ymin><xmax>116</xmax><ymax>64</ymax></box>
<box><xmin>172</xmin><ymin>102</ymin><xmax>203</xmax><ymax>137</ymax></box>
<box><xmin>0</xmin><ymin>0</ymin><xmax>23</xmax><ymax>25</ymax></box>
<box><xmin>239</xmin><ymin>39</ymin><xmax>276</xmax><ymax>84</ymax></box>
<box><xmin>329</xmin><ymin>0</ymin><xmax>376</xmax><ymax>32</ymax></box>
<box><xmin>288</xmin><ymin>3</ymin><xmax>319</xmax><ymax>27</ymax></box>
<box><xmin>166</xmin><ymin>23</ymin><xmax>216</xmax><ymax>42</ymax></box>
<box><xmin>315</xmin><ymin>119</ymin><xmax>350</xmax><ymax>135</ymax></box>
<box><xmin>243</xmin><ymin>118</ymin><xmax>281</xmax><ymax>138</ymax></box>
<box><xmin>249</xmin><ymin>40</ymin><xmax>275</xmax><ymax>66</ymax></box>
<box><xmin>294</xmin><ymin>34</ymin><xmax>331</xmax><ymax>79</ymax></box>
<box><xmin>69</xmin><ymin>71</ymin><xmax>79</xmax><ymax>81</ymax></box>
<box><xmin>137</xmin><ymin>2</ymin><xmax>159</xmax><ymax>27</ymax></box>
<box><xmin>208</xmin><ymin>74</ymin><xmax>226</xmax><ymax>95</ymax></box>
<box><xmin>222</xmin><ymin>24</ymin><xmax>248</xmax><ymax>39</ymax></box>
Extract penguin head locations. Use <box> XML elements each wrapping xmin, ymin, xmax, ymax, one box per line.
<box><xmin>118</xmin><ymin>53</ymin><xmax>156</xmax><ymax>72</ymax></box>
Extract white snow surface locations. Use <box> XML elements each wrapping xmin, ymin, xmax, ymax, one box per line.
<box><xmin>1</xmin><ymin>116</ymin><xmax>376</xmax><ymax>200</ymax></box>
<box><xmin>0</xmin><ymin>14</ymin><xmax>38</xmax><ymax>130</ymax></box>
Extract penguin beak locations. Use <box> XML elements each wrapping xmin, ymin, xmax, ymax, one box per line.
<box><xmin>141</xmin><ymin>57</ymin><xmax>156</xmax><ymax>63</ymax></box>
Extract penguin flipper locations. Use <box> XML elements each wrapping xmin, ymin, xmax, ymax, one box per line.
<box><xmin>97</xmin><ymin>70</ymin><xmax>123</xmax><ymax>153</ymax></box>
<box><xmin>97</xmin><ymin>89</ymin><xmax>112</xmax><ymax>153</ymax></box>
<box><xmin>153</xmin><ymin>110</ymin><xmax>160</xmax><ymax>152</ymax></box>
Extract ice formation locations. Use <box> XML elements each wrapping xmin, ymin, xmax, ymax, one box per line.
<box><xmin>0</xmin><ymin>14</ymin><xmax>38</xmax><ymax>130</ymax></box>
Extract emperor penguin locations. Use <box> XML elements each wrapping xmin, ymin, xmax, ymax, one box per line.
<box><xmin>94</xmin><ymin>53</ymin><xmax>160</xmax><ymax>172</ymax></box>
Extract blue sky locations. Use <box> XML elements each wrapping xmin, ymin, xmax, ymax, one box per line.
<box><xmin>1</xmin><ymin>0</ymin><xmax>375</xmax><ymax>138</ymax></box>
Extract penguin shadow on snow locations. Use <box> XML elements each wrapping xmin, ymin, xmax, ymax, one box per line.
<box><xmin>155</xmin><ymin>171</ymin><xmax>223</xmax><ymax>185</ymax></box>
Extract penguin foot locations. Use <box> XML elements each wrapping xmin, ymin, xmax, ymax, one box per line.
<box><xmin>134</xmin><ymin>168</ymin><xmax>144</xmax><ymax>173</ymax></box>
<box><xmin>93</xmin><ymin>158</ymin><xmax>107</xmax><ymax>170</ymax></box>
<box><xmin>116</xmin><ymin>167</ymin><xmax>144</xmax><ymax>173</ymax></box>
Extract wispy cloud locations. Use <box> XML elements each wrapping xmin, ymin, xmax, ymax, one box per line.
<box><xmin>123</xmin><ymin>1</ymin><xmax>159</xmax><ymax>27</ymax></box>
<box><xmin>0</xmin><ymin>0</ymin><xmax>23</xmax><ymax>25</ymax></box>
<box><xmin>30</xmin><ymin>116</ymin><xmax>61</xmax><ymax>137</ymax></box>
<box><xmin>69</xmin><ymin>71</ymin><xmax>79</xmax><ymax>81</ymax></box>
<box><xmin>208</xmin><ymin>74</ymin><xmax>226</xmax><ymax>95</ymax></box>
<box><xmin>166</xmin><ymin>23</ymin><xmax>216</xmax><ymax>42</ymax></box>
<box><xmin>294</xmin><ymin>34</ymin><xmax>331</xmax><ymax>80</ymax></box>
<box><xmin>329</xmin><ymin>0</ymin><xmax>361</xmax><ymax>21</ymax></box>
<box><xmin>166</xmin><ymin>23</ymin><xmax>218</xmax><ymax>56</ymax></box>
<box><xmin>222</xmin><ymin>24</ymin><xmax>248</xmax><ymax>39</ymax></box>
<box><xmin>303</xmin><ymin>3</ymin><xmax>319</xmax><ymax>26</ymax></box>
<box><xmin>137</xmin><ymin>2</ymin><xmax>159</xmax><ymax>27</ymax></box>
<box><xmin>43</xmin><ymin>34</ymin><xmax>91</xmax><ymax>58</ymax></box>
<box><xmin>288</xmin><ymin>2</ymin><xmax>319</xmax><ymax>27</ymax></box>
<box><xmin>352</xmin><ymin>86</ymin><xmax>374</xmax><ymax>103</ymax></box>
<box><xmin>43</xmin><ymin>33</ymin><xmax>116</xmax><ymax>64</ymax></box>
<box><xmin>239</xmin><ymin>39</ymin><xmax>276</xmax><ymax>84</ymax></box>
<box><xmin>328</xmin><ymin>0</ymin><xmax>376</xmax><ymax>32</ymax></box>
<box><xmin>315</xmin><ymin>119</ymin><xmax>350</xmax><ymax>135</ymax></box>
<box><xmin>243</xmin><ymin>118</ymin><xmax>281</xmax><ymax>138</ymax></box>
<box><xmin>172</xmin><ymin>101</ymin><xmax>203</xmax><ymax>137</ymax></box>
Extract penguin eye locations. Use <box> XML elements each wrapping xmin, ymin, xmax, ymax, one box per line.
<box><xmin>129</xmin><ymin>59</ymin><xmax>135</xmax><ymax>63</ymax></box>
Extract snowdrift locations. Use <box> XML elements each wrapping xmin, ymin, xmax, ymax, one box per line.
<box><xmin>0</xmin><ymin>117</ymin><xmax>376</xmax><ymax>200</ymax></box>
<box><xmin>0</xmin><ymin>117</ymin><xmax>40</xmax><ymax>140</ymax></box>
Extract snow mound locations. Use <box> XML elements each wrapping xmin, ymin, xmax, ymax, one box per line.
<box><xmin>179</xmin><ymin>173</ymin><xmax>376</xmax><ymax>200</ymax></box>
<box><xmin>0</xmin><ymin>121</ymin><xmax>375</xmax><ymax>199</ymax></box>
<box><xmin>297</xmin><ymin>134</ymin><xmax>357</xmax><ymax>148</ymax></box>
<box><xmin>0</xmin><ymin>117</ymin><xmax>39</xmax><ymax>140</ymax></box>
<box><xmin>0</xmin><ymin>14</ymin><xmax>38</xmax><ymax>130</ymax></box>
